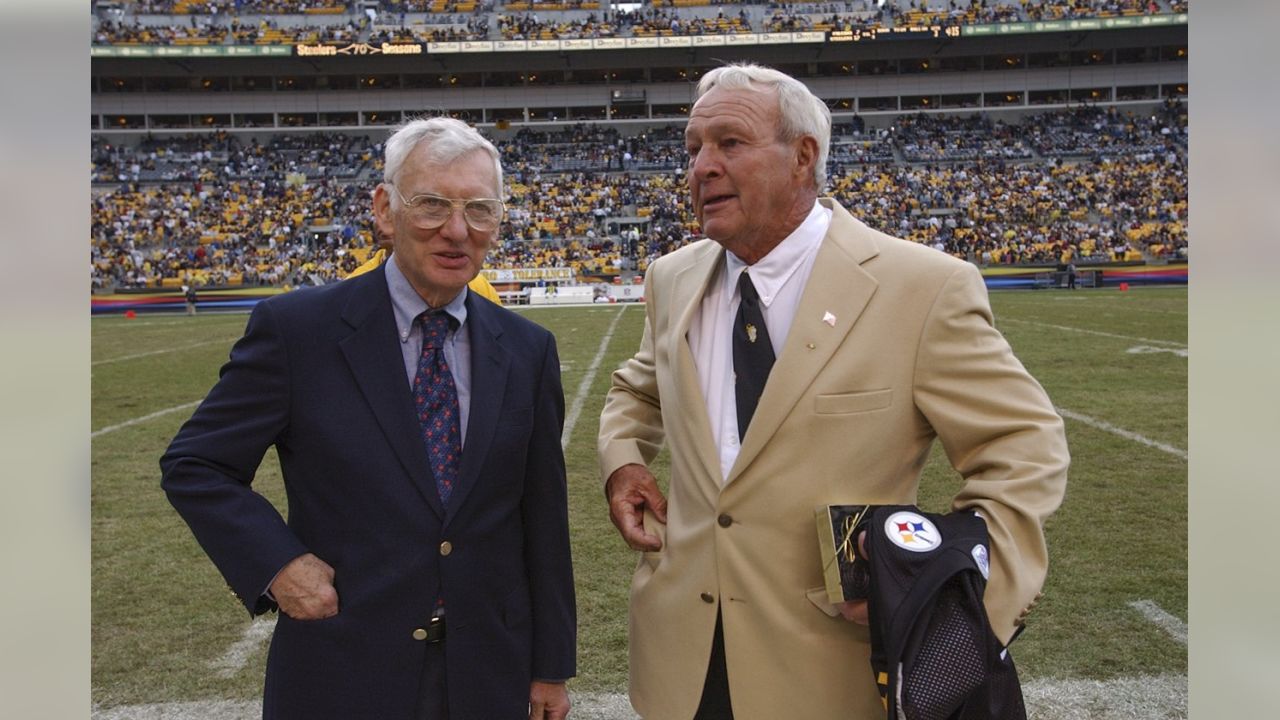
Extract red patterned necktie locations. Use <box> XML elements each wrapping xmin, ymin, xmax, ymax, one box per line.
<box><xmin>412</xmin><ymin>311</ymin><xmax>461</xmax><ymax>505</ymax></box>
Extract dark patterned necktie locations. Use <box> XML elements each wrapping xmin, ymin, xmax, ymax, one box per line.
<box><xmin>412</xmin><ymin>311</ymin><xmax>461</xmax><ymax>505</ymax></box>
<box><xmin>733</xmin><ymin>270</ymin><xmax>775</xmax><ymax>442</ymax></box>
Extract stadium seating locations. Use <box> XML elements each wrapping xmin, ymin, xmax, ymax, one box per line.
<box><xmin>90</xmin><ymin>103</ymin><xmax>1187</xmax><ymax>290</ymax></box>
<box><xmin>91</xmin><ymin>0</ymin><xmax>1178</xmax><ymax>45</ymax></box>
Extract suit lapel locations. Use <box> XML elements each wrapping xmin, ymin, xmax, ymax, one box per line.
<box><xmin>727</xmin><ymin>200</ymin><xmax>882</xmax><ymax>484</ymax></box>
<box><xmin>670</xmin><ymin>242</ymin><xmax>726</xmax><ymax>485</ymax></box>
<box><xmin>337</xmin><ymin>270</ymin><xmax>445</xmax><ymax>519</ymax></box>
<box><xmin>446</xmin><ymin>294</ymin><xmax>510</xmax><ymax>524</ymax></box>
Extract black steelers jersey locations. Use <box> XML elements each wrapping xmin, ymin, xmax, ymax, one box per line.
<box><xmin>855</xmin><ymin>506</ymin><xmax>1026</xmax><ymax>720</ymax></box>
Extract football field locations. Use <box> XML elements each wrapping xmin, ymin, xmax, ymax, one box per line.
<box><xmin>91</xmin><ymin>286</ymin><xmax>1187</xmax><ymax>718</ymax></box>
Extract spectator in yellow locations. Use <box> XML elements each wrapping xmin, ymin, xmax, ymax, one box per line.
<box><xmin>347</xmin><ymin>244</ymin><xmax>502</xmax><ymax>305</ymax></box>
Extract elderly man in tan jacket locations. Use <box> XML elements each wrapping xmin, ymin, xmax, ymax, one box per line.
<box><xmin>599</xmin><ymin>62</ymin><xmax>1068</xmax><ymax>719</ymax></box>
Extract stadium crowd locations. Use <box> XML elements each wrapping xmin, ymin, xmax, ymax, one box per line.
<box><xmin>1022</xmin><ymin>0</ymin><xmax>1165</xmax><ymax>22</ymax></box>
<box><xmin>92</xmin><ymin>0</ymin><xmax>1182</xmax><ymax>45</ymax></box>
<box><xmin>126</xmin><ymin>0</ymin><xmax>347</xmax><ymax>13</ymax></box>
<box><xmin>91</xmin><ymin>103</ymin><xmax>1186</xmax><ymax>291</ymax></box>
<box><xmin>367</xmin><ymin>17</ymin><xmax>490</xmax><ymax>42</ymax></box>
<box><xmin>93</xmin><ymin>17</ymin><xmax>364</xmax><ymax>45</ymax></box>
<box><xmin>497</xmin><ymin>12</ymin><xmax>619</xmax><ymax>39</ymax></box>
<box><xmin>92</xmin><ymin>131</ymin><xmax>378</xmax><ymax>183</ymax></box>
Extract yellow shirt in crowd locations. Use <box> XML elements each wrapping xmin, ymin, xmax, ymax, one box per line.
<box><xmin>346</xmin><ymin>248</ymin><xmax>502</xmax><ymax>305</ymax></box>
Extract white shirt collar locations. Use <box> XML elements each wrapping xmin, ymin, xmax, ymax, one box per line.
<box><xmin>724</xmin><ymin>200</ymin><xmax>831</xmax><ymax>308</ymax></box>
<box><xmin>384</xmin><ymin>254</ymin><xmax>468</xmax><ymax>342</ymax></box>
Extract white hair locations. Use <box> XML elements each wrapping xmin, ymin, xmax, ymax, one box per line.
<box><xmin>382</xmin><ymin>116</ymin><xmax>503</xmax><ymax>198</ymax></box>
<box><xmin>695</xmin><ymin>62</ymin><xmax>831</xmax><ymax>190</ymax></box>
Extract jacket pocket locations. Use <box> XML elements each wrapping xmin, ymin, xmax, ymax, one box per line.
<box><xmin>805</xmin><ymin>586</ymin><xmax>839</xmax><ymax>618</ymax></box>
<box><xmin>814</xmin><ymin>389</ymin><xmax>892</xmax><ymax>415</ymax></box>
<box><xmin>638</xmin><ymin>508</ymin><xmax>666</xmax><ymax>570</ymax></box>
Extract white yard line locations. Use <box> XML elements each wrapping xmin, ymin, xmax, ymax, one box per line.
<box><xmin>1001</xmin><ymin>317</ymin><xmax>1186</xmax><ymax>348</ymax></box>
<box><xmin>562</xmin><ymin>305</ymin><xmax>629</xmax><ymax>451</ymax></box>
<box><xmin>1035</xmin><ymin>298</ymin><xmax>1187</xmax><ymax>315</ymax></box>
<box><xmin>91</xmin><ymin>400</ymin><xmax>202</xmax><ymax>438</ymax></box>
<box><xmin>93</xmin><ymin>337</ymin><xmax>237</xmax><ymax>366</ymax></box>
<box><xmin>1127</xmin><ymin>345</ymin><xmax>1188</xmax><ymax>358</ymax></box>
<box><xmin>91</xmin><ymin>678</ymin><xmax>1187</xmax><ymax>720</ymax></box>
<box><xmin>210</xmin><ymin>617</ymin><xmax>277</xmax><ymax>679</ymax></box>
<box><xmin>1128</xmin><ymin>600</ymin><xmax>1188</xmax><ymax>646</ymax></box>
<box><xmin>1056</xmin><ymin>407</ymin><xmax>1187</xmax><ymax>461</ymax></box>
<box><xmin>1021</xmin><ymin>674</ymin><xmax>1187</xmax><ymax>720</ymax></box>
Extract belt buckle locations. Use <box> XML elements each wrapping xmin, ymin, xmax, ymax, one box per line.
<box><xmin>426</xmin><ymin>615</ymin><xmax>446</xmax><ymax>643</ymax></box>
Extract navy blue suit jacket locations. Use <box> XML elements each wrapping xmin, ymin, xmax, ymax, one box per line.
<box><xmin>161</xmin><ymin>268</ymin><xmax>576</xmax><ymax>719</ymax></box>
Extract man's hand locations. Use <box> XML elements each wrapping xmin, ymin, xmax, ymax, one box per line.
<box><xmin>837</xmin><ymin>530</ymin><xmax>869</xmax><ymax>624</ymax></box>
<box><xmin>605</xmin><ymin>463</ymin><xmax>668</xmax><ymax>551</ymax></box>
<box><xmin>269</xmin><ymin>553</ymin><xmax>338</xmax><ymax>620</ymax></box>
<box><xmin>529</xmin><ymin>680</ymin><xmax>570</xmax><ymax>720</ymax></box>
<box><xmin>837</xmin><ymin>599</ymin><xmax>868</xmax><ymax>624</ymax></box>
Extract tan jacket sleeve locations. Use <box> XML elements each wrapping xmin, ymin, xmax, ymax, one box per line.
<box><xmin>598</xmin><ymin>272</ymin><xmax>666</xmax><ymax>483</ymax></box>
<box><xmin>913</xmin><ymin>261</ymin><xmax>1069</xmax><ymax>643</ymax></box>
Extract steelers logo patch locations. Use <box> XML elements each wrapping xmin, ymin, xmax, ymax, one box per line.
<box><xmin>884</xmin><ymin>511</ymin><xmax>941</xmax><ymax>552</ymax></box>
<box><xmin>971</xmin><ymin>544</ymin><xmax>991</xmax><ymax>579</ymax></box>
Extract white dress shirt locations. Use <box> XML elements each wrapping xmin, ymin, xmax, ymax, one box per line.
<box><xmin>688</xmin><ymin>200</ymin><xmax>832</xmax><ymax>483</ymax></box>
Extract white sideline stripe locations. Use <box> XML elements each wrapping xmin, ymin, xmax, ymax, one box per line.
<box><xmin>1056</xmin><ymin>407</ymin><xmax>1187</xmax><ymax>461</ymax></box>
<box><xmin>90</xmin><ymin>677</ymin><xmax>1187</xmax><ymax>720</ymax></box>
<box><xmin>1127</xmin><ymin>344</ymin><xmax>1189</xmax><ymax>358</ymax></box>
<box><xmin>91</xmin><ymin>400</ymin><xmax>202</xmax><ymax>438</ymax></box>
<box><xmin>1128</xmin><ymin>600</ymin><xmax>1188</xmax><ymax>645</ymax></box>
<box><xmin>1021</xmin><ymin>674</ymin><xmax>1186</xmax><ymax>720</ymax></box>
<box><xmin>562</xmin><ymin>305</ymin><xmax>629</xmax><ymax>451</ymax></box>
<box><xmin>93</xmin><ymin>337</ymin><xmax>238</xmax><ymax>366</ymax></box>
<box><xmin>1001</xmin><ymin>317</ymin><xmax>1186</xmax><ymax>348</ymax></box>
<box><xmin>210</xmin><ymin>617</ymin><xmax>277</xmax><ymax>679</ymax></box>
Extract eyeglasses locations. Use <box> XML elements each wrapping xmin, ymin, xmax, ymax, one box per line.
<box><xmin>389</xmin><ymin>185</ymin><xmax>506</xmax><ymax>233</ymax></box>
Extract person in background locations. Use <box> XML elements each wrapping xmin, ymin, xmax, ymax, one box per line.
<box><xmin>348</xmin><ymin>241</ymin><xmax>502</xmax><ymax>305</ymax></box>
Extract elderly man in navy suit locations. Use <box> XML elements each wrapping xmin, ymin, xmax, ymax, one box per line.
<box><xmin>162</xmin><ymin>117</ymin><xmax>576</xmax><ymax>720</ymax></box>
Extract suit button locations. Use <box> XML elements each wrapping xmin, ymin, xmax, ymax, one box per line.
<box><xmin>717</xmin><ymin>513</ymin><xmax>733</xmax><ymax>528</ymax></box>
<box><xmin>440</xmin><ymin>541</ymin><xmax>453</xmax><ymax>556</ymax></box>
<box><xmin>412</xmin><ymin>628</ymin><xmax>428</xmax><ymax>641</ymax></box>
<box><xmin>700</xmin><ymin>592</ymin><xmax>715</xmax><ymax>603</ymax></box>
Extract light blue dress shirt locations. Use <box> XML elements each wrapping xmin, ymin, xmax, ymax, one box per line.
<box><xmin>384</xmin><ymin>257</ymin><xmax>473</xmax><ymax>448</ymax></box>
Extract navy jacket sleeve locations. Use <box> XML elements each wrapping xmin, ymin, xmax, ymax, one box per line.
<box><xmin>160</xmin><ymin>299</ymin><xmax>310</xmax><ymax>615</ymax></box>
<box><xmin>521</xmin><ymin>332</ymin><xmax>577</xmax><ymax>681</ymax></box>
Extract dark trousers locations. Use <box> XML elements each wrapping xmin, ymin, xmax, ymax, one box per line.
<box><xmin>694</xmin><ymin>610</ymin><xmax>734</xmax><ymax>720</ymax></box>
<box><xmin>415</xmin><ymin>638</ymin><xmax>449</xmax><ymax>720</ymax></box>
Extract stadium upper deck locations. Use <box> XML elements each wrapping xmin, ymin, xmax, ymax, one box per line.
<box><xmin>91</xmin><ymin>4</ymin><xmax>1186</xmax><ymax>134</ymax></box>
<box><xmin>92</xmin><ymin>0</ymin><xmax>1186</xmax><ymax>47</ymax></box>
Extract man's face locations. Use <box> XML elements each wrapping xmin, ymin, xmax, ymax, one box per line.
<box><xmin>684</xmin><ymin>85</ymin><xmax>814</xmax><ymax>260</ymax></box>
<box><xmin>373</xmin><ymin>147</ymin><xmax>498</xmax><ymax>306</ymax></box>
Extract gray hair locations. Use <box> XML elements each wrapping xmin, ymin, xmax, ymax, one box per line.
<box><xmin>695</xmin><ymin>62</ymin><xmax>831</xmax><ymax>190</ymax></box>
<box><xmin>382</xmin><ymin>116</ymin><xmax>503</xmax><ymax>198</ymax></box>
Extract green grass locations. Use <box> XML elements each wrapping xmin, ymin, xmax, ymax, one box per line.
<box><xmin>91</xmin><ymin>287</ymin><xmax>1187</xmax><ymax>707</ymax></box>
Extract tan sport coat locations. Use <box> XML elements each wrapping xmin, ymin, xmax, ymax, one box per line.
<box><xmin>598</xmin><ymin>199</ymin><xmax>1069</xmax><ymax>719</ymax></box>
